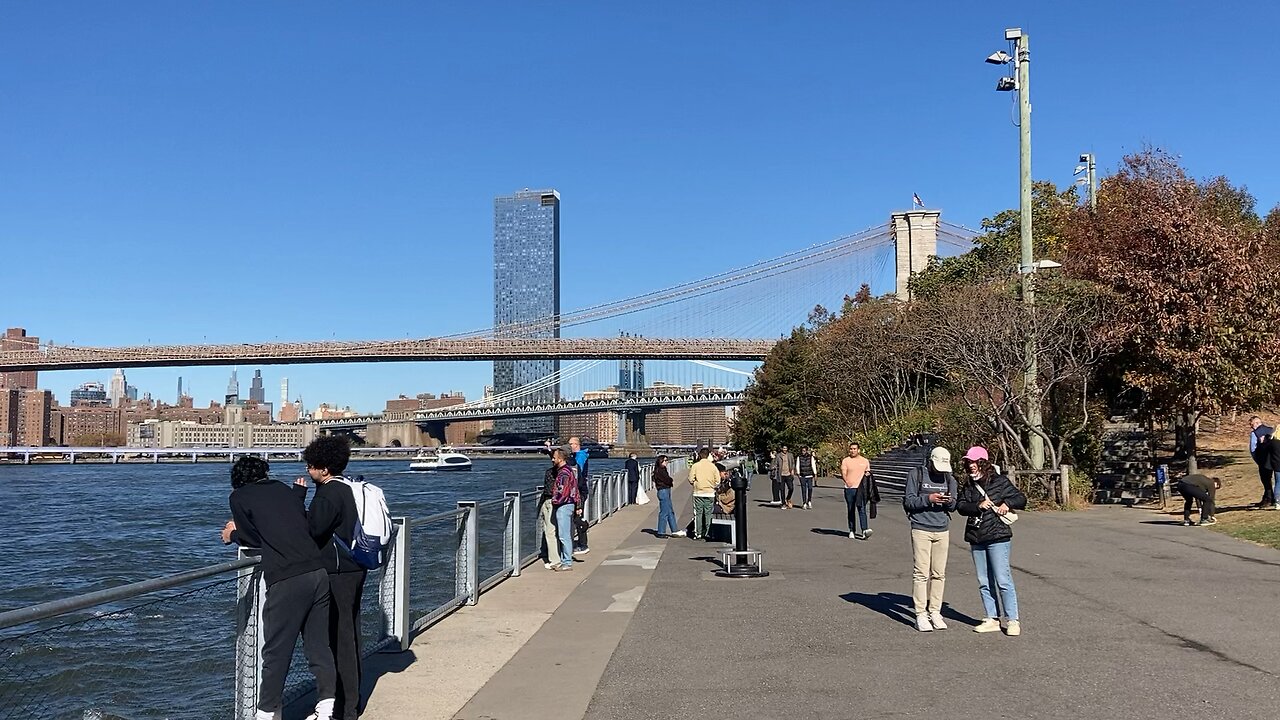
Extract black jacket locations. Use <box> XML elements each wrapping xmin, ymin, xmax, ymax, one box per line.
<box><xmin>653</xmin><ymin>465</ymin><xmax>674</xmax><ymax>490</ymax></box>
<box><xmin>1258</xmin><ymin>432</ymin><xmax>1278</xmax><ymax>471</ymax></box>
<box><xmin>625</xmin><ymin>458</ymin><xmax>640</xmax><ymax>483</ymax></box>
<box><xmin>295</xmin><ymin>478</ymin><xmax>363</xmax><ymax>574</ymax></box>
<box><xmin>230</xmin><ymin>479</ymin><xmax>325</xmax><ymax>586</ymax></box>
<box><xmin>956</xmin><ymin>474</ymin><xmax>1027</xmax><ymax>545</ymax></box>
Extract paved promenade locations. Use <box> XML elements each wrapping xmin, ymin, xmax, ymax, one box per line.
<box><xmin>367</xmin><ymin>472</ymin><xmax>1280</xmax><ymax>720</ymax></box>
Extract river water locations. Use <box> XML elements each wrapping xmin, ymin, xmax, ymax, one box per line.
<box><xmin>0</xmin><ymin>456</ymin><xmax>631</xmax><ymax>720</ymax></box>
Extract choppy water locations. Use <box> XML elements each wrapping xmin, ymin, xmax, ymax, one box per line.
<box><xmin>0</xmin><ymin>457</ymin><xmax>630</xmax><ymax>720</ymax></box>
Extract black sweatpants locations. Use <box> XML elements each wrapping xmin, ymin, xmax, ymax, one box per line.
<box><xmin>771</xmin><ymin>476</ymin><xmax>782</xmax><ymax>503</ymax></box>
<box><xmin>329</xmin><ymin>570</ymin><xmax>367</xmax><ymax>720</ymax></box>
<box><xmin>1178</xmin><ymin>481</ymin><xmax>1215</xmax><ymax>523</ymax></box>
<box><xmin>781</xmin><ymin>475</ymin><xmax>795</xmax><ymax>504</ymax></box>
<box><xmin>259</xmin><ymin>568</ymin><xmax>336</xmax><ymax>713</ymax></box>
<box><xmin>573</xmin><ymin>500</ymin><xmax>589</xmax><ymax>550</ymax></box>
<box><xmin>1258</xmin><ymin>464</ymin><xmax>1276</xmax><ymax>506</ymax></box>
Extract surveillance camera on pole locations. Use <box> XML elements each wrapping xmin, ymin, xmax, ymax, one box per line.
<box><xmin>986</xmin><ymin>26</ymin><xmax>1043</xmax><ymax>470</ymax></box>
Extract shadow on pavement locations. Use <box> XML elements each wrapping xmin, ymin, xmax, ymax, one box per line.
<box><xmin>840</xmin><ymin>591</ymin><xmax>916</xmax><ymax>628</ymax></box>
<box><xmin>1140</xmin><ymin>520</ymin><xmax>1190</xmax><ymax>526</ymax></box>
<box><xmin>810</xmin><ymin>528</ymin><xmax>849</xmax><ymax>537</ymax></box>
<box><xmin>840</xmin><ymin>592</ymin><xmax>981</xmax><ymax>629</ymax></box>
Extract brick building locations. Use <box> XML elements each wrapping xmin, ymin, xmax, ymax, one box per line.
<box><xmin>58</xmin><ymin>404</ymin><xmax>126</xmax><ymax>446</ymax></box>
<box><xmin>642</xmin><ymin>383</ymin><xmax>730</xmax><ymax>446</ymax></box>
<box><xmin>557</xmin><ymin>390</ymin><xmax>620</xmax><ymax>444</ymax></box>
<box><xmin>0</xmin><ymin>328</ymin><xmax>38</xmax><ymax>390</ymax></box>
<box><xmin>383</xmin><ymin>392</ymin><xmax>488</xmax><ymax>445</ymax></box>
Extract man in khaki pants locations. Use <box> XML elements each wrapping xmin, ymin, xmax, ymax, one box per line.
<box><xmin>902</xmin><ymin>447</ymin><xmax>958</xmax><ymax>632</ymax></box>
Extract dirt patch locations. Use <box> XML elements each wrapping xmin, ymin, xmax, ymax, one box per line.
<box><xmin>1153</xmin><ymin>410</ymin><xmax>1280</xmax><ymax>548</ymax></box>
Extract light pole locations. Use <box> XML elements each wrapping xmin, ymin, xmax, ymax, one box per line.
<box><xmin>988</xmin><ymin>27</ymin><xmax>1045</xmax><ymax>470</ymax></box>
<box><xmin>1075</xmin><ymin>153</ymin><xmax>1097</xmax><ymax>209</ymax></box>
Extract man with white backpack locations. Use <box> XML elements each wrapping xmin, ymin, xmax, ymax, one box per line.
<box><xmin>295</xmin><ymin>436</ymin><xmax>392</xmax><ymax>720</ymax></box>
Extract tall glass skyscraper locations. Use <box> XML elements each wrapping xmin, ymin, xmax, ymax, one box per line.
<box><xmin>493</xmin><ymin>189</ymin><xmax>560</xmax><ymax>438</ymax></box>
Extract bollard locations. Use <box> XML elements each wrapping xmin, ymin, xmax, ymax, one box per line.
<box><xmin>715</xmin><ymin>466</ymin><xmax>768</xmax><ymax>578</ymax></box>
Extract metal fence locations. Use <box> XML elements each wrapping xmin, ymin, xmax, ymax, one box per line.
<box><xmin>0</xmin><ymin>458</ymin><xmax>681</xmax><ymax>720</ymax></box>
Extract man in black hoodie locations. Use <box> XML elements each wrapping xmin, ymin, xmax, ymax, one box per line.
<box><xmin>221</xmin><ymin>456</ymin><xmax>337</xmax><ymax>720</ymax></box>
<box><xmin>294</xmin><ymin>436</ymin><xmax>364</xmax><ymax>720</ymax></box>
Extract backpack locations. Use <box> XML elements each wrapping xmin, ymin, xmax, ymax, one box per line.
<box><xmin>336</xmin><ymin>475</ymin><xmax>393</xmax><ymax>570</ymax></box>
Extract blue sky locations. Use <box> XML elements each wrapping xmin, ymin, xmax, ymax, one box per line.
<box><xmin>3</xmin><ymin>2</ymin><xmax>1277</xmax><ymax>413</ymax></box>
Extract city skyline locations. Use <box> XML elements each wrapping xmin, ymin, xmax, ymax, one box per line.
<box><xmin>2</xmin><ymin>4</ymin><xmax>1277</xmax><ymax>411</ymax></box>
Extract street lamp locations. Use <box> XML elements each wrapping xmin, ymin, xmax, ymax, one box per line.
<box><xmin>1074</xmin><ymin>153</ymin><xmax>1097</xmax><ymax>209</ymax></box>
<box><xmin>987</xmin><ymin>26</ymin><xmax>1045</xmax><ymax>470</ymax></box>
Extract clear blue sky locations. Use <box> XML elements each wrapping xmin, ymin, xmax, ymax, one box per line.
<box><xmin>4</xmin><ymin>2</ymin><xmax>1277</xmax><ymax>413</ymax></box>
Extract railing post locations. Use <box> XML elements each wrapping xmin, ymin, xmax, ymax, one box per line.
<box><xmin>591</xmin><ymin>479</ymin><xmax>601</xmax><ymax>524</ymax></box>
<box><xmin>615</xmin><ymin>472</ymin><xmax>624</xmax><ymax>512</ymax></box>
<box><xmin>504</xmin><ymin>491</ymin><xmax>521</xmax><ymax>577</ymax></box>
<box><xmin>233</xmin><ymin>549</ymin><xmax>265</xmax><ymax>720</ymax></box>
<box><xmin>380</xmin><ymin>517</ymin><xmax>411</xmax><ymax>652</ymax></box>
<box><xmin>456</xmin><ymin>502</ymin><xmax>478</xmax><ymax>606</ymax></box>
<box><xmin>1060</xmin><ymin>464</ymin><xmax>1072</xmax><ymax>506</ymax></box>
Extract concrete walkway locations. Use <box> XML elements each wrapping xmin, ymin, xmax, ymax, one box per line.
<box><xmin>370</xmin><ymin>474</ymin><xmax>1280</xmax><ymax>720</ymax></box>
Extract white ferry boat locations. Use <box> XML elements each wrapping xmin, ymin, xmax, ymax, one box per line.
<box><xmin>408</xmin><ymin>447</ymin><xmax>473</xmax><ymax>472</ymax></box>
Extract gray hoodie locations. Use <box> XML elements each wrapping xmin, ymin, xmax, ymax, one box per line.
<box><xmin>903</xmin><ymin>465</ymin><xmax>957</xmax><ymax>531</ymax></box>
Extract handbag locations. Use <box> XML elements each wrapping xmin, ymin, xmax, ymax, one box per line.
<box><xmin>978</xmin><ymin>485</ymin><xmax>1018</xmax><ymax>525</ymax></box>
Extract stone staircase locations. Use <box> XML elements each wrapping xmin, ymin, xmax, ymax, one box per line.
<box><xmin>869</xmin><ymin>446</ymin><xmax>927</xmax><ymax>492</ymax></box>
<box><xmin>1093</xmin><ymin>421</ymin><xmax>1154</xmax><ymax>504</ymax></box>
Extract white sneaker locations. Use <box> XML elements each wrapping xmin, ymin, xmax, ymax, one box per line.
<box><xmin>915</xmin><ymin>614</ymin><xmax>933</xmax><ymax>632</ymax></box>
<box><xmin>544</xmin><ymin>561</ymin><xmax>555</xmax><ymax>569</ymax></box>
<box><xmin>928</xmin><ymin>612</ymin><xmax>948</xmax><ymax>630</ymax></box>
<box><xmin>671</xmin><ymin>530</ymin><xmax>687</xmax><ymax>537</ymax></box>
<box><xmin>863</xmin><ymin>528</ymin><xmax>873</xmax><ymax>538</ymax></box>
<box><xmin>848</xmin><ymin>531</ymin><xmax>856</xmax><ymax>539</ymax></box>
<box><xmin>255</xmin><ymin>711</ymin><xmax>282</xmax><ymax>720</ymax></box>
<box><xmin>1005</xmin><ymin>620</ymin><xmax>1022</xmax><ymax>636</ymax></box>
<box><xmin>573</xmin><ymin>547</ymin><xmax>590</xmax><ymax>555</ymax></box>
<box><xmin>303</xmin><ymin>698</ymin><xmax>334</xmax><ymax>720</ymax></box>
<box><xmin>973</xmin><ymin>618</ymin><xmax>1001</xmax><ymax>633</ymax></box>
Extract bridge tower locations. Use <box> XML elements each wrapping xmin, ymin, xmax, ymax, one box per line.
<box><xmin>891</xmin><ymin>209</ymin><xmax>941</xmax><ymax>301</ymax></box>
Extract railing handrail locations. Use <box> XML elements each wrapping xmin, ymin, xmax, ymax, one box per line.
<box><xmin>0</xmin><ymin>556</ymin><xmax>260</xmax><ymax>631</ymax></box>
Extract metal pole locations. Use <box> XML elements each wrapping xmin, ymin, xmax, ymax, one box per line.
<box><xmin>456</xmin><ymin>502</ymin><xmax>478</xmax><ymax>606</ymax></box>
<box><xmin>1015</xmin><ymin>28</ymin><xmax>1045</xmax><ymax>471</ymax></box>
<box><xmin>504</xmin><ymin>491</ymin><xmax>521</xmax><ymax>577</ymax></box>
<box><xmin>383</xmin><ymin>517</ymin><xmax>411</xmax><ymax>652</ymax></box>
<box><xmin>234</xmin><ymin>549</ymin><xmax>265</xmax><ymax>720</ymax></box>
<box><xmin>1088</xmin><ymin>154</ymin><xmax>1097</xmax><ymax>210</ymax></box>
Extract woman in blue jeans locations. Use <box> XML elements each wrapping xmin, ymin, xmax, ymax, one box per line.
<box><xmin>956</xmin><ymin>446</ymin><xmax>1027</xmax><ymax>636</ymax></box>
<box><xmin>549</xmin><ymin>449</ymin><xmax>580</xmax><ymax>572</ymax></box>
<box><xmin>652</xmin><ymin>455</ymin><xmax>683</xmax><ymax>537</ymax></box>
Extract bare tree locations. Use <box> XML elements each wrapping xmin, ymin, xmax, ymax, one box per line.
<box><xmin>905</xmin><ymin>282</ymin><xmax>1112</xmax><ymax>469</ymax></box>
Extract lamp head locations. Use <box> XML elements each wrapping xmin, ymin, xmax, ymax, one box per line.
<box><xmin>1005</xmin><ymin>27</ymin><xmax>1023</xmax><ymax>41</ymax></box>
<box><xmin>1074</xmin><ymin>165</ymin><xmax>1087</xmax><ymax>175</ymax></box>
<box><xmin>985</xmin><ymin>50</ymin><xmax>1013</xmax><ymax>65</ymax></box>
<box><xmin>1079</xmin><ymin>153</ymin><xmax>1092</xmax><ymax>163</ymax></box>
<box><xmin>996</xmin><ymin>77</ymin><xmax>1017</xmax><ymax>92</ymax></box>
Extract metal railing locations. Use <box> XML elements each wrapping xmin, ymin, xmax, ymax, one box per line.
<box><xmin>0</xmin><ymin>459</ymin><xmax>680</xmax><ymax>719</ymax></box>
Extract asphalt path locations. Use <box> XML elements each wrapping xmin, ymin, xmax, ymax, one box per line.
<box><xmin>584</xmin><ymin>475</ymin><xmax>1280</xmax><ymax>720</ymax></box>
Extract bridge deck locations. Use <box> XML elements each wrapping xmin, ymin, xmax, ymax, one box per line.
<box><xmin>362</xmin><ymin>472</ymin><xmax>1280</xmax><ymax>720</ymax></box>
<box><xmin>0</xmin><ymin>338</ymin><xmax>772</xmax><ymax>372</ymax></box>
